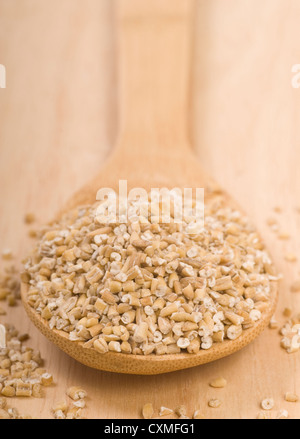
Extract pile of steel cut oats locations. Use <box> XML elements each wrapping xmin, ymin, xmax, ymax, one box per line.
<box><xmin>0</xmin><ymin>323</ymin><xmax>53</xmax><ymax>398</ymax></box>
<box><xmin>22</xmin><ymin>194</ymin><xmax>278</xmax><ymax>355</ymax></box>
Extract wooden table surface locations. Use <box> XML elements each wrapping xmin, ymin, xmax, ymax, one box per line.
<box><xmin>0</xmin><ymin>0</ymin><xmax>299</xmax><ymax>419</ymax></box>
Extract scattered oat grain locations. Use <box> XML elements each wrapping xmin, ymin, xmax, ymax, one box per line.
<box><xmin>159</xmin><ymin>406</ymin><xmax>173</xmax><ymax>417</ymax></box>
<box><xmin>52</xmin><ymin>400</ymin><xmax>68</xmax><ymax>414</ymax></box>
<box><xmin>276</xmin><ymin>409</ymin><xmax>289</xmax><ymax>419</ymax></box>
<box><xmin>32</xmin><ymin>384</ymin><xmax>43</xmax><ymax>398</ymax></box>
<box><xmin>73</xmin><ymin>399</ymin><xmax>86</xmax><ymax>409</ymax></box>
<box><xmin>28</xmin><ymin>229</ymin><xmax>37</xmax><ymax>238</ymax></box>
<box><xmin>41</xmin><ymin>373</ymin><xmax>53</xmax><ymax>387</ymax></box>
<box><xmin>261</xmin><ymin>398</ymin><xmax>274</xmax><ymax>410</ymax></box>
<box><xmin>193</xmin><ymin>410</ymin><xmax>205</xmax><ymax>419</ymax></box>
<box><xmin>209</xmin><ymin>377</ymin><xmax>227</xmax><ymax>388</ymax></box>
<box><xmin>0</xmin><ymin>266</ymin><xmax>20</xmax><ymax>306</ymax></box>
<box><xmin>66</xmin><ymin>406</ymin><xmax>83</xmax><ymax>419</ymax></box>
<box><xmin>66</xmin><ymin>386</ymin><xmax>87</xmax><ymax>401</ymax></box>
<box><xmin>284</xmin><ymin>253</ymin><xmax>297</xmax><ymax>263</ymax></box>
<box><xmin>24</xmin><ymin>213</ymin><xmax>36</xmax><ymax>224</ymax></box>
<box><xmin>277</xmin><ymin>232</ymin><xmax>290</xmax><ymax>240</ymax></box>
<box><xmin>175</xmin><ymin>405</ymin><xmax>187</xmax><ymax>417</ymax></box>
<box><xmin>280</xmin><ymin>314</ymin><xmax>300</xmax><ymax>353</ymax></box>
<box><xmin>284</xmin><ymin>392</ymin><xmax>299</xmax><ymax>403</ymax></box>
<box><xmin>1</xmin><ymin>249</ymin><xmax>13</xmax><ymax>260</ymax></box>
<box><xmin>142</xmin><ymin>403</ymin><xmax>154</xmax><ymax>419</ymax></box>
<box><xmin>269</xmin><ymin>315</ymin><xmax>278</xmax><ymax>329</ymax></box>
<box><xmin>266</xmin><ymin>218</ymin><xmax>277</xmax><ymax>227</ymax></box>
<box><xmin>208</xmin><ymin>399</ymin><xmax>221</xmax><ymax>408</ymax></box>
<box><xmin>0</xmin><ymin>398</ymin><xmax>6</xmax><ymax>409</ymax></box>
<box><xmin>291</xmin><ymin>280</ymin><xmax>300</xmax><ymax>293</ymax></box>
<box><xmin>1</xmin><ymin>385</ymin><xmax>15</xmax><ymax>397</ymax></box>
<box><xmin>283</xmin><ymin>307</ymin><xmax>292</xmax><ymax>318</ymax></box>
<box><xmin>0</xmin><ymin>324</ymin><xmax>6</xmax><ymax>348</ymax></box>
<box><xmin>53</xmin><ymin>409</ymin><xmax>66</xmax><ymax>419</ymax></box>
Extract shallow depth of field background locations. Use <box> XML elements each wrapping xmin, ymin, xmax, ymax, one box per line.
<box><xmin>0</xmin><ymin>0</ymin><xmax>299</xmax><ymax>419</ymax></box>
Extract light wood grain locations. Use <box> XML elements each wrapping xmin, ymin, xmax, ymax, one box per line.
<box><xmin>20</xmin><ymin>0</ymin><xmax>278</xmax><ymax>376</ymax></box>
<box><xmin>0</xmin><ymin>0</ymin><xmax>299</xmax><ymax>419</ymax></box>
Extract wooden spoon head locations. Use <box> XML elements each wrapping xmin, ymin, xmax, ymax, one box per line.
<box><xmin>21</xmin><ymin>281</ymin><xmax>277</xmax><ymax>375</ymax></box>
<box><xmin>20</xmin><ymin>151</ymin><xmax>278</xmax><ymax>375</ymax></box>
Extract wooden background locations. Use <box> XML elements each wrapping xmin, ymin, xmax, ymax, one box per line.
<box><xmin>0</xmin><ymin>0</ymin><xmax>299</xmax><ymax>419</ymax></box>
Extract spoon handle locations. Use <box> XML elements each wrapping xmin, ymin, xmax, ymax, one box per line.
<box><xmin>116</xmin><ymin>0</ymin><xmax>194</xmax><ymax>157</ymax></box>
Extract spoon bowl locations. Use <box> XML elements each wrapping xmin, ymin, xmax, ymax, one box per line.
<box><xmin>21</xmin><ymin>282</ymin><xmax>277</xmax><ymax>375</ymax></box>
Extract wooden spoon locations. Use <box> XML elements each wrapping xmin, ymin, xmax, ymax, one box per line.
<box><xmin>21</xmin><ymin>0</ymin><xmax>278</xmax><ymax>375</ymax></box>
